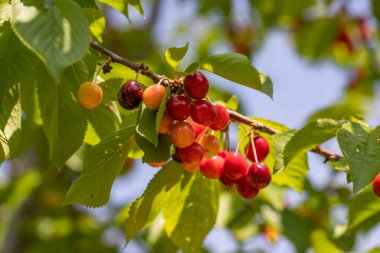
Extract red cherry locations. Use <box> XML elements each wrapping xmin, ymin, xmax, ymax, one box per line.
<box><xmin>210</xmin><ymin>104</ymin><xmax>229</xmax><ymax>131</ymax></box>
<box><xmin>118</xmin><ymin>80</ymin><xmax>144</xmax><ymax>110</ymax></box>
<box><xmin>217</xmin><ymin>150</ymin><xmax>228</xmax><ymax>158</ymax></box>
<box><xmin>191</xmin><ymin>100</ymin><xmax>216</xmax><ymax>126</ymax></box>
<box><xmin>184</xmin><ymin>72</ymin><xmax>209</xmax><ymax>100</ymax></box>
<box><xmin>373</xmin><ymin>173</ymin><xmax>380</xmax><ymax>198</ymax></box>
<box><xmin>219</xmin><ymin>173</ymin><xmax>236</xmax><ymax>187</ymax></box>
<box><xmin>187</xmin><ymin>118</ymin><xmax>207</xmax><ymax>138</ymax></box>
<box><xmin>179</xmin><ymin>142</ymin><xmax>204</xmax><ymax>164</ymax></box>
<box><xmin>200</xmin><ymin>156</ymin><xmax>225</xmax><ymax>179</ymax></box>
<box><xmin>166</xmin><ymin>95</ymin><xmax>191</xmax><ymax>121</ymax></box>
<box><xmin>245</xmin><ymin>136</ymin><xmax>270</xmax><ymax>162</ymax></box>
<box><xmin>223</xmin><ymin>151</ymin><xmax>248</xmax><ymax>180</ymax></box>
<box><xmin>247</xmin><ymin>163</ymin><xmax>271</xmax><ymax>189</ymax></box>
<box><xmin>236</xmin><ymin>176</ymin><xmax>259</xmax><ymax>199</ymax></box>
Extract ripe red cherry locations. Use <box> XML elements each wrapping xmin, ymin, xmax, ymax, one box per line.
<box><xmin>191</xmin><ymin>100</ymin><xmax>216</xmax><ymax>126</ymax></box>
<box><xmin>200</xmin><ymin>156</ymin><xmax>225</xmax><ymax>179</ymax></box>
<box><xmin>187</xmin><ymin>119</ymin><xmax>207</xmax><ymax>138</ymax></box>
<box><xmin>373</xmin><ymin>173</ymin><xmax>380</xmax><ymax>198</ymax></box>
<box><xmin>118</xmin><ymin>80</ymin><xmax>144</xmax><ymax>110</ymax></box>
<box><xmin>247</xmin><ymin>163</ymin><xmax>271</xmax><ymax>189</ymax></box>
<box><xmin>184</xmin><ymin>72</ymin><xmax>209</xmax><ymax>100</ymax></box>
<box><xmin>219</xmin><ymin>173</ymin><xmax>236</xmax><ymax>187</ymax></box>
<box><xmin>166</xmin><ymin>95</ymin><xmax>191</xmax><ymax>121</ymax></box>
<box><xmin>245</xmin><ymin>136</ymin><xmax>270</xmax><ymax>162</ymax></box>
<box><xmin>236</xmin><ymin>176</ymin><xmax>259</xmax><ymax>198</ymax></box>
<box><xmin>172</xmin><ymin>148</ymin><xmax>183</xmax><ymax>163</ymax></box>
<box><xmin>179</xmin><ymin>142</ymin><xmax>204</xmax><ymax>164</ymax></box>
<box><xmin>210</xmin><ymin>104</ymin><xmax>229</xmax><ymax>131</ymax></box>
<box><xmin>217</xmin><ymin>150</ymin><xmax>228</xmax><ymax>158</ymax></box>
<box><xmin>223</xmin><ymin>151</ymin><xmax>248</xmax><ymax>180</ymax></box>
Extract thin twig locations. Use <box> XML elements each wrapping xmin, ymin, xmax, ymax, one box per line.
<box><xmin>89</xmin><ymin>41</ymin><xmax>343</xmax><ymax>162</ymax></box>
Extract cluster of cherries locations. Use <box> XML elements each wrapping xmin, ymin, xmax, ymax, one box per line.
<box><xmin>115</xmin><ymin>71</ymin><xmax>272</xmax><ymax>199</ymax></box>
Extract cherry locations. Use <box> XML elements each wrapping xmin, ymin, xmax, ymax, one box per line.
<box><xmin>200</xmin><ymin>156</ymin><xmax>225</xmax><ymax>179</ymax></box>
<box><xmin>143</xmin><ymin>84</ymin><xmax>166</xmax><ymax>110</ymax></box>
<box><xmin>373</xmin><ymin>173</ymin><xmax>380</xmax><ymax>198</ymax></box>
<box><xmin>245</xmin><ymin>136</ymin><xmax>270</xmax><ymax>162</ymax></box>
<box><xmin>187</xmin><ymin>119</ymin><xmax>207</xmax><ymax>138</ymax></box>
<box><xmin>170</xmin><ymin>122</ymin><xmax>195</xmax><ymax>148</ymax></box>
<box><xmin>184</xmin><ymin>72</ymin><xmax>209</xmax><ymax>100</ymax></box>
<box><xmin>217</xmin><ymin>150</ymin><xmax>228</xmax><ymax>158</ymax></box>
<box><xmin>172</xmin><ymin>148</ymin><xmax>183</xmax><ymax>163</ymax></box>
<box><xmin>166</xmin><ymin>95</ymin><xmax>191</xmax><ymax>121</ymax></box>
<box><xmin>78</xmin><ymin>81</ymin><xmax>103</xmax><ymax>109</ymax></box>
<box><xmin>182</xmin><ymin>162</ymin><xmax>200</xmax><ymax>172</ymax></box>
<box><xmin>219</xmin><ymin>173</ymin><xmax>236</xmax><ymax>186</ymax></box>
<box><xmin>223</xmin><ymin>151</ymin><xmax>248</xmax><ymax>180</ymax></box>
<box><xmin>179</xmin><ymin>142</ymin><xmax>204</xmax><ymax>164</ymax></box>
<box><xmin>198</xmin><ymin>134</ymin><xmax>220</xmax><ymax>158</ymax></box>
<box><xmin>191</xmin><ymin>100</ymin><xmax>216</xmax><ymax>126</ymax></box>
<box><xmin>118</xmin><ymin>80</ymin><xmax>144</xmax><ymax>110</ymax></box>
<box><xmin>210</xmin><ymin>104</ymin><xmax>229</xmax><ymax>131</ymax></box>
<box><xmin>247</xmin><ymin>163</ymin><xmax>271</xmax><ymax>189</ymax></box>
<box><xmin>236</xmin><ymin>175</ymin><xmax>259</xmax><ymax>199</ymax></box>
<box><xmin>148</xmin><ymin>161</ymin><xmax>166</xmax><ymax>167</ymax></box>
<box><xmin>158</xmin><ymin>110</ymin><xmax>174</xmax><ymax>134</ymax></box>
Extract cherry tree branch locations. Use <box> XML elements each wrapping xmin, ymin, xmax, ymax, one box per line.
<box><xmin>90</xmin><ymin>41</ymin><xmax>343</xmax><ymax>162</ymax></box>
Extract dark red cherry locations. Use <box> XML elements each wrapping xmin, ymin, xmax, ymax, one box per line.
<box><xmin>166</xmin><ymin>95</ymin><xmax>192</xmax><ymax>121</ymax></box>
<box><xmin>191</xmin><ymin>100</ymin><xmax>216</xmax><ymax>126</ymax></box>
<box><xmin>179</xmin><ymin>142</ymin><xmax>204</xmax><ymax>164</ymax></box>
<box><xmin>219</xmin><ymin>173</ymin><xmax>236</xmax><ymax>187</ymax></box>
<box><xmin>247</xmin><ymin>163</ymin><xmax>271</xmax><ymax>189</ymax></box>
<box><xmin>236</xmin><ymin>176</ymin><xmax>259</xmax><ymax>199</ymax></box>
<box><xmin>118</xmin><ymin>80</ymin><xmax>144</xmax><ymax>110</ymax></box>
<box><xmin>184</xmin><ymin>72</ymin><xmax>209</xmax><ymax>100</ymax></box>
<box><xmin>373</xmin><ymin>173</ymin><xmax>380</xmax><ymax>198</ymax></box>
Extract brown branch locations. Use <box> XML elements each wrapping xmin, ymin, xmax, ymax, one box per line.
<box><xmin>90</xmin><ymin>41</ymin><xmax>343</xmax><ymax>162</ymax></box>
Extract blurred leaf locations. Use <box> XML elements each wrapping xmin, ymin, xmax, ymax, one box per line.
<box><xmin>11</xmin><ymin>0</ymin><xmax>91</xmax><ymax>81</ymax></box>
<box><xmin>125</xmin><ymin>162</ymin><xmax>183</xmax><ymax>241</ymax></box>
<box><xmin>372</xmin><ymin>0</ymin><xmax>380</xmax><ymax>22</ymax></box>
<box><xmin>225</xmin><ymin>95</ymin><xmax>239</xmax><ymax>111</ymax></box>
<box><xmin>63</xmin><ymin>125</ymin><xmax>135</xmax><ymax>207</ymax></box>
<box><xmin>311</xmin><ymin>229</ymin><xmax>343</xmax><ymax>253</ymax></box>
<box><xmin>337</xmin><ymin>123</ymin><xmax>380</xmax><ymax>193</ymax></box>
<box><xmin>282</xmin><ymin>209</ymin><xmax>312</xmax><ymax>253</ymax></box>
<box><xmin>135</xmin><ymin>134</ymin><xmax>171</xmax><ymax>163</ymax></box>
<box><xmin>164</xmin><ymin>173</ymin><xmax>219</xmax><ymax>253</ymax></box>
<box><xmin>201</xmin><ymin>53</ymin><xmax>273</xmax><ymax>98</ymax></box>
<box><xmin>348</xmin><ymin>187</ymin><xmax>380</xmax><ymax>230</ymax></box>
<box><xmin>165</xmin><ymin>42</ymin><xmax>189</xmax><ymax>69</ymax></box>
<box><xmin>97</xmin><ymin>0</ymin><xmax>144</xmax><ymax>21</ymax></box>
<box><xmin>283</xmin><ymin>119</ymin><xmax>341</xmax><ymax>167</ymax></box>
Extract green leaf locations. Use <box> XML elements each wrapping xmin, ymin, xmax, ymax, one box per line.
<box><xmin>37</xmin><ymin>63</ymin><xmax>88</xmax><ymax>169</ymax></box>
<box><xmin>164</xmin><ymin>173</ymin><xmax>219</xmax><ymax>253</ymax></box>
<box><xmin>178</xmin><ymin>62</ymin><xmax>199</xmax><ymax>76</ymax></box>
<box><xmin>165</xmin><ymin>43</ymin><xmax>189</xmax><ymax>69</ymax></box>
<box><xmin>0</xmin><ymin>22</ymin><xmax>36</xmax><ymax>97</ymax></box>
<box><xmin>372</xmin><ymin>0</ymin><xmax>380</xmax><ymax>22</ymax></box>
<box><xmin>225</xmin><ymin>95</ymin><xmax>239</xmax><ymax>111</ymax></box>
<box><xmin>0</xmin><ymin>86</ymin><xmax>22</xmax><ymax>163</ymax></box>
<box><xmin>99</xmin><ymin>78</ymin><xmax>123</xmax><ymax>103</ymax></box>
<box><xmin>311</xmin><ymin>229</ymin><xmax>343</xmax><ymax>253</ymax></box>
<box><xmin>348</xmin><ymin>187</ymin><xmax>380</xmax><ymax>230</ymax></box>
<box><xmin>137</xmin><ymin>107</ymin><xmax>158</xmax><ymax>146</ymax></box>
<box><xmin>0</xmin><ymin>1</ymin><xmax>10</xmax><ymax>23</ymax></box>
<box><xmin>63</xmin><ymin>125</ymin><xmax>135</xmax><ymax>207</ymax></box>
<box><xmin>11</xmin><ymin>0</ymin><xmax>91</xmax><ymax>81</ymax></box>
<box><xmin>201</xmin><ymin>52</ymin><xmax>272</xmax><ymax>98</ymax></box>
<box><xmin>125</xmin><ymin>161</ymin><xmax>183</xmax><ymax>241</ymax></box>
<box><xmin>283</xmin><ymin>119</ymin><xmax>341</xmax><ymax>167</ymax></box>
<box><xmin>97</xmin><ymin>0</ymin><xmax>144</xmax><ymax>21</ymax></box>
<box><xmin>135</xmin><ymin>134</ymin><xmax>172</xmax><ymax>163</ymax></box>
<box><xmin>272</xmin><ymin>130</ymin><xmax>309</xmax><ymax>193</ymax></box>
<box><xmin>282</xmin><ymin>209</ymin><xmax>312</xmax><ymax>253</ymax></box>
<box><xmin>337</xmin><ymin>123</ymin><xmax>380</xmax><ymax>193</ymax></box>
<box><xmin>88</xmin><ymin>105</ymin><xmax>121</xmax><ymax>140</ymax></box>
<box><xmin>155</xmin><ymin>87</ymin><xmax>170</xmax><ymax>132</ymax></box>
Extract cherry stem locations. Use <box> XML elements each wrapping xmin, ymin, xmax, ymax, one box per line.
<box><xmin>236</xmin><ymin>130</ymin><xmax>252</xmax><ymax>153</ymax></box>
<box><xmin>92</xmin><ymin>57</ymin><xmax>111</xmax><ymax>83</ymax></box>
<box><xmin>250</xmin><ymin>130</ymin><xmax>259</xmax><ymax>163</ymax></box>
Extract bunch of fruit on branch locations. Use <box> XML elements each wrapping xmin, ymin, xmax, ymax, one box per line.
<box><xmin>115</xmin><ymin>71</ymin><xmax>273</xmax><ymax>198</ymax></box>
